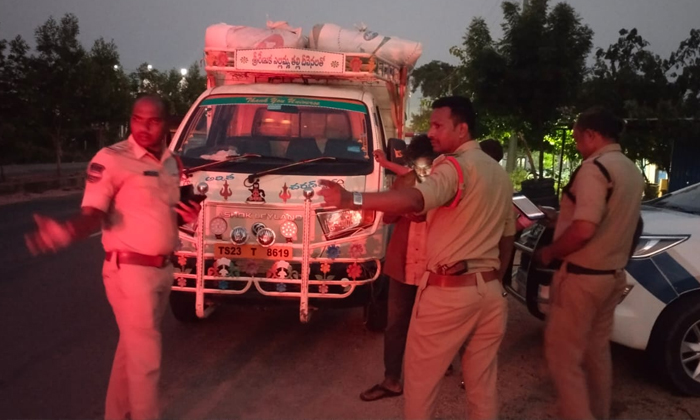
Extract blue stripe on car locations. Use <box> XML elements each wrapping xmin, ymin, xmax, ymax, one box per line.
<box><xmin>652</xmin><ymin>252</ymin><xmax>700</xmax><ymax>295</ymax></box>
<box><xmin>625</xmin><ymin>259</ymin><xmax>676</xmax><ymax>304</ymax></box>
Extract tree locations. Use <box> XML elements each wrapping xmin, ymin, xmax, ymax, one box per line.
<box><xmin>411</xmin><ymin>0</ymin><xmax>593</xmax><ymax>178</ymax></box>
<box><xmin>669</xmin><ymin>29</ymin><xmax>700</xmax><ymax>117</ymax></box>
<box><xmin>408</xmin><ymin>98</ymin><xmax>433</xmax><ymax>133</ymax></box>
<box><xmin>30</xmin><ymin>13</ymin><xmax>89</xmax><ymax>176</ymax></box>
<box><xmin>0</xmin><ymin>34</ymin><xmax>42</xmax><ymax>172</ymax></box>
<box><xmin>410</xmin><ymin>60</ymin><xmax>459</xmax><ymax>99</ymax></box>
<box><xmin>128</xmin><ymin>61</ymin><xmax>206</xmax><ymax>117</ymax></box>
<box><xmin>179</xmin><ymin>62</ymin><xmax>207</xmax><ymax>112</ymax></box>
<box><xmin>464</xmin><ymin>0</ymin><xmax>593</xmax><ymax>177</ymax></box>
<box><xmin>581</xmin><ymin>28</ymin><xmax>678</xmax><ymax>174</ymax></box>
<box><xmin>83</xmin><ymin>38</ymin><xmax>132</xmax><ymax>150</ymax></box>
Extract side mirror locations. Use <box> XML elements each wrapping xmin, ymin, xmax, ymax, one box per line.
<box><xmin>387</xmin><ymin>138</ymin><xmax>407</xmax><ymax>167</ymax></box>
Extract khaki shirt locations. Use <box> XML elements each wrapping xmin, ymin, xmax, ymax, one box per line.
<box><xmin>82</xmin><ymin>136</ymin><xmax>181</xmax><ymax>256</ymax></box>
<box><xmin>554</xmin><ymin>143</ymin><xmax>644</xmax><ymax>270</ymax></box>
<box><xmin>414</xmin><ymin>141</ymin><xmax>516</xmax><ymax>273</ymax></box>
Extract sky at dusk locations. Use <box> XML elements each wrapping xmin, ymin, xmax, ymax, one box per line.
<box><xmin>2</xmin><ymin>0</ymin><xmax>699</xmax><ymax>112</ymax></box>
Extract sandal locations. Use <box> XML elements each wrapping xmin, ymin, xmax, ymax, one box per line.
<box><xmin>359</xmin><ymin>384</ymin><xmax>403</xmax><ymax>402</ymax></box>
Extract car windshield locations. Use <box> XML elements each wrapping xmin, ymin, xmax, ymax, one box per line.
<box><xmin>647</xmin><ymin>183</ymin><xmax>700</xmax><ymax>215</ymax></box>
<box><xmin>176</xmin><ymin>95</ymin><xmax>373</xmax><ymax>176</ymax></box>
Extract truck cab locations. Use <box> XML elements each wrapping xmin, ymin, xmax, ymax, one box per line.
<box><xmin>168</xmin><ymin>46</ymin><xmax>415</xmax><ymax>328</ymax></box>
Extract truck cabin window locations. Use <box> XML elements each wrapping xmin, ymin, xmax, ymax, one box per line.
<box><xmin>178</xmin><ymin>96</ymin><xmax>372</xmax><ymax>172</ymax></box>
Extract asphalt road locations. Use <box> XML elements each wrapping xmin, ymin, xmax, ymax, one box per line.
<box><xmin>1</xmin><ymin>194</ymin><xmax>699</xmax><ymax>419</ymax></box>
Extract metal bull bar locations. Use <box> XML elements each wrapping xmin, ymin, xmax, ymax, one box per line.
<box><xmin>299</xmin><ymin>188</ymin><xmax>314</xmax><ymax>322</ymax></box>
<box><xmin>184</xmin><ymin>187</ymin><xmax>382</xmax><ymax>322</ymax></box>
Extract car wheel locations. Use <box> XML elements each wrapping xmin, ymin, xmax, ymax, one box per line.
<box><xmin>648</xmin><ymin>297</ymin><xmax>700</xmax><ymax>396</ymax></box>
<box><xmin>169</xmin><ymin>291</ymin><xmax>199</xmax><ymax>323</ymax></box>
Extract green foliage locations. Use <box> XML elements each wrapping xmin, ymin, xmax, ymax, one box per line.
<box><xmin>509</xmin><ymin>167</ymin><xmax>531</xmax><ymax>192</ymax></box>
<box><xmin>413</xmin><ymin>0</ymin><xmax>594</xmax><ymax>177</ymax></box>
<box><xmin>408</xmin><ymin>98</ymin><xmax>432</xmax><ymax>133</ymax></box>
<box><xmin>0</xmin><ymin>14</ymin><xmax>208</xmax><ymax>167</ymax></box>
<box><xmin>410</xmin><ymin>61</ymin><xmax>459</xmax><ymax>98</ymax></box>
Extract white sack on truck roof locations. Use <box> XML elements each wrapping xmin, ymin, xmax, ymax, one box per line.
<box><xmin>205</xmin><ymin>20</ymin><xmax>308</xmax><ymax>50</ymax></box>
<box><xmin>309</xmin><ymin>23</ymin><xmax>422</xmax><ymax>67</ymax></box>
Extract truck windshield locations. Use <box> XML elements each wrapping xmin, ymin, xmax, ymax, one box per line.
<box><xmin>176</xmin><ymin>95</ymin><xmax>373</xmax><ymax>176</ymax></box>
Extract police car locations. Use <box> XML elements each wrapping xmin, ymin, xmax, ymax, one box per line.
<box><xmin>506</xmin><ymin>181</ymin><xmax>700</xmax><ymax>395</ymax></box>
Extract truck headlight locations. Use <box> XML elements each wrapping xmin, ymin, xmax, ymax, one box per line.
<box><xmin>316</xmin><ymin>209</ymin><xmax>375</xmax><ymax>240</ymax></box>
<box><xmin>631</xmin><ymin>235</ymin><xmax>689</xmax><ymax>259</ymax></box>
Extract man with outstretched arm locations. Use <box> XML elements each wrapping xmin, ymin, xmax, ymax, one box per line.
<box><xmin>25</xmin><ymin>95</ymin><xmax>201</xmax><ymax>420</ymax></box>
<box><xmin>319</xmin><ymin>96</ymin><xmax>515</xmax><ymax>420</ymax></box>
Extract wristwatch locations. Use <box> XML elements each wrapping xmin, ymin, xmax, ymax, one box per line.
<box><xmin>352</xmin><ymin>192</ymin><xmax>363</xmax><ymax>208</ymax></box>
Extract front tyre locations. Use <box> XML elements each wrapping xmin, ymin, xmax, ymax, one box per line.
<box><xmin>169</xmin><ymin>291</ymin><xmax>199</xmax><ymax>323</ymax></box>
<box><xmin>648</xmin><ymin>297</ymin><xmax>700</xmax><ymax>396</ymax></box>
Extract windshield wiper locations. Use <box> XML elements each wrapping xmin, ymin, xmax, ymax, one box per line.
<box><xmin>247</xmin><ymin>156</ymin><xmax>337</xmax><ymax>182</ymax></box>
<box><xmin>183</xmin><ymin>153</ymin><xmax>261</xmax><ymax>175</ymax></box>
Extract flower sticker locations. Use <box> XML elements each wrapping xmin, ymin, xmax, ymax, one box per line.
<box><xmin>177</xmin><ymin>255</ymin><xmax>187</xmax><ymax>268</ymax></box>
<box><xmin>276</xmin><ymin>283</ymin><xmax>287</xmax><ymax>292</ymax></box>
<box><xmin>177</xmin><ymin>277</ymin><xmax>187</xmax><ymax>287</ymax></box>
<box><xmin>207</xmin><ymin>267</ymin><xmax>218</xmax><ymax>277</ymax></box>
<box><xmin>245</xmin><ymin>260</ymin><xmax>260</xmax><ymax>277</ymax></box>
<box><xmin>326</xmin><ymin>245</ymin><xmax>341</xmax><ymax>260</ymax></box>
<box><xmin>320</xmin><ymin>262</ymin><xmax>331</xmax><ymax>275</ymax></box>
<box><xmin>331</xmin><ymin>60</ymin><xmax>339</xmax><ymax>68</ymax></box>
<box><xmin>347</xmin><ymin>263</ymin><xmax>362</xmax><ymax>280</ymax></box>
<box><xmin>218</xmin><ymin>280</ymin><xmax>229</xmax><ymax>290</ymax></box>
<box><xmin>349</xmin><ymin>243</ymin><xmax>366</xmax><ymax>259</ymax></box>
<box><xmin>227</xmin><ymin>262</ymin><xmax>240</xmax><ymax>277</ymax></box>
<box><xmin>318</xmin><ymin>284</ymin><xmax>329</xmax><ymax>294</ymax></box>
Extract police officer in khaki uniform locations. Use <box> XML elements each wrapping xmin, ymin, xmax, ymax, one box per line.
<box><xmin>25</xmin><ymin>96</ymin><xmax>201</xmax><ymax>420</ymax></box>
<box><xmin>319</xmin><ymin>96</ymin><xmax>515</xmax><ymax>420</ymax></box>
<box><xmin>535</xmin><ymin>107</ymin><xmax>644</xmax><ymax>420</ymax></box>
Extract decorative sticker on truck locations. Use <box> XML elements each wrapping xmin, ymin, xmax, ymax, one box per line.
<box><xmin>236</xmin><ymin>49</ymin><xmax>345</xmax><ymax>74</ymax></box>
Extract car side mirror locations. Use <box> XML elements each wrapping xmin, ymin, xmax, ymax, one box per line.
<box><xmin>387</xmin><ymin>138</ymin><xmax>407</xmax><ymax>167</ymax></box>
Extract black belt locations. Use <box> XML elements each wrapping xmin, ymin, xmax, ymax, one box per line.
<box><xmin>553</xmin><ymin>260</ymin><xmax>617</xmax><ymax>276</ymax></box>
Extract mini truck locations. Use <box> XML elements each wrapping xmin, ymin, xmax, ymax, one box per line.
<box><xmin>167</xmin><ymin>43</ymin><xmax>416</xmax><ymax>328</ymax></box>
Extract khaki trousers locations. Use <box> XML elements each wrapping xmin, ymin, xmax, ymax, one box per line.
<box><xmin>545</xmin><ymin>267</ymin><xmax>626</xmax><ymax>420</ymax></box>
<box><xmin>404</xmin><ymin>274</ymin><xmax>508</xmax><ymax>420</ymax></box>
<box><xmin>102</xmin><ymin>257</ymin><xmax>173</xmax><ymax>420</ymax></box>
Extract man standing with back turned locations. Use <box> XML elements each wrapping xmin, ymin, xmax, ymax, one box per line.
<box><xmin>25</xmin><ymin>95</ymin><xmax>201</xmax><ymax>420</ymax></box>
<box><xmin>535</xmin><ymin>107</ymin><xmax>644</xmax><ymax>420</ymax></box>
<box><xmin>318</xmin><ymin>96</ymin><xmax>515</xmax><ymax>419</ymax></box>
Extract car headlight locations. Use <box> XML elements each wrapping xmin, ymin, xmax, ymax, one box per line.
<box><xmin>316</xmin><ymin>209</ymin><xmax>375</xmax><ymax>240</ymax></box>
<box><xmin>631</xmin><ymin>235</ymin><xmax>689</xmax><ymax>259</ymax></box>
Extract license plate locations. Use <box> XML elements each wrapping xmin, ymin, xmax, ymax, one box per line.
<box><xmin>213</xmin><ymin>244</ymin><xmax>292</xmax><ymax>260</ymax></box>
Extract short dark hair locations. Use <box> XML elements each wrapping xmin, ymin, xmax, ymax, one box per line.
<box><xmin>133</xmin><ymin>94</ymin><xmax>168</xmax><ymax>119</ymax></box>
<box><xmin>431</xmin><ymin>96</ymin><xmax>477</xmax><ymax>138</ymax></box>
<box><xmin>479</xmin><ymin>138</ymin><xmax>504</xmax><ymax>162</ymax></box>
<box><xmin>405</xmin><ymin>134</ymin><xmax>437</xmax><ymax>163</ymax></box>
<box><xmin>575</xmin><ymin>106</ymin><xmax>625</xmax><ymax>141</ymax></box>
